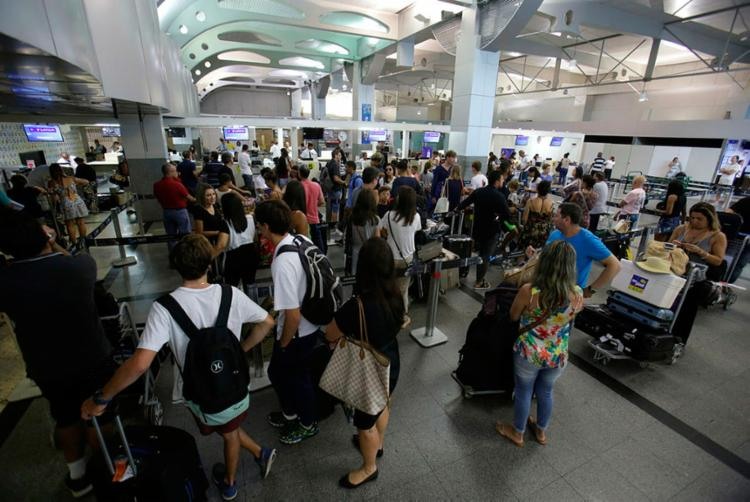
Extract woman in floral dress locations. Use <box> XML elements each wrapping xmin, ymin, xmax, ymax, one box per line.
<box><xmin>496</xmin><ymin>241</ymin><xmax>583</xmax><ymax>447</ymax></box>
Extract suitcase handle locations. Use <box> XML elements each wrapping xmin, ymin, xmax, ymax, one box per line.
<box><xmin>92</xmin><ymin>415</ymin><xmax>138</xmax><ymax>478</ymax></box>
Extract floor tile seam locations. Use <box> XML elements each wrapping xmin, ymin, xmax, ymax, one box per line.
<box><xmin>562</xmin><ymin>457</ymin><xmax>653</xmax><ymax>501</ymax></box>
<box><xmin>454</xmin><ymin>282</ymin><xmax>750</xmax><ymax>481</ymax></box>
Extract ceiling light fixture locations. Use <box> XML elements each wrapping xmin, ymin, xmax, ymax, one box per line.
<box><xmin>204</xmin><ymin>61</ymin><xmax>211</xmax><ymax>68</ymax></box>
<box><xmin>195</xmin><ymin>11</ymin><xmax>206</xmax><ymax>22</ymax></box>
<box><xmin>179</xmin><ymin>25</ymin><xmax>188</xmax><ymax>34</ymax></box>
<box><xmin>568</xmin><ymin>58</ymin><xmax>577</xmax><ymax>67</ymax></box>
<box><xmin>195</xmin><ymin>69</ymin><xmax>201</xmax><ymax>75</ymax></box>
<box><xmin>638</xmin><ymin>91</ymin><xmax>648</xmax><ymax>102</ymax></box>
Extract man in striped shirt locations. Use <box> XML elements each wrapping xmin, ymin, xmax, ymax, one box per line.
<box><xmin>590</xmin><ymin>152</ymin><xmax>606</xmax><ymax>174</ymax></box>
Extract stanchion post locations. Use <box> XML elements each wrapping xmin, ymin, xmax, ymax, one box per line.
<box><xmin>636</xmin><ymin>226</ymin><xmax>651</xmax><ymax>257</ymax></box>
<box><xmin>110</xmin><ymin>208</ymin><xmax>137</xmax><ymax>267</ymax></box>
<box><xmin>410</xmin><ymin>259</ymin><xmax>448</xmax><ymax>348</ymax></box>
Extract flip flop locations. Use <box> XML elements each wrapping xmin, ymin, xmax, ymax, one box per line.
<box><xmin>495</xmin><ymin>421</ymin><xmax>524</xmax><ymax>448</ymax></box>
<box><xmin>527</xmin><ymin>417</ymin><xmax>547</xmax><ymax>445</ymax></box>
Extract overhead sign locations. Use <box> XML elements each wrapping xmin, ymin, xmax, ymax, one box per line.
<box><xmin>23</xmin><ymin>124</ymin><xmax>64</xmax><ymax>142</ymax></box>
<box><xmin>515</xmin><ymin>135</ymin><xmax>529</xmax><ymax>146</ymax></box>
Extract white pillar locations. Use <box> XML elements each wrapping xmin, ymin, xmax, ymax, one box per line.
<box><xmin>351</xmin><ymin>61</ymin><xmax>375</xmax><ymax>122</ymax></box>
<box><xmin>291</xmin><ymin>89</ymin><xmax>302</xmax><ymax>118</ymax></box>
<box><xmin>402</xmin><ymin>130</ymin><xmax>410</xmax><ymax>159</ymax></box>
<box><xmin>448</xmin><ymin>7</ymin><xmax>499</xmax><ymax>177</ymax></box>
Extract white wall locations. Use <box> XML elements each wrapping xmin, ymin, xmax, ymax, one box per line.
<box><xmin>200</xmin><ymin>88</ymin><xmax>291</xmax><ymax>117</ymax></box>
<box><xmin>491</xmin><ymin>133</ymin><xmax>583</xmax><ymax>162</ymax></box>
<box><xmin>496</xmin><ymin>96</ymin><xmax>584</xmax><ymax>123</ymax></box>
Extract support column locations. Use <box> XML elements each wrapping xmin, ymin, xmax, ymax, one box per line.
<box><xmin>290</xmin><ymin>89</ymin><xmax>302</xmax><ymax>118</ymax></box>
<box><xmin>291</xmin><ymin>127</ymin><xmax>299</xmax><ymax>158</ymax></box>
<box><xmin>311</xmin><ymin>93</ymin><xmax>326</xmax><ymax>120</ymax></box>
<box><xmin>402</xmin><ymin>130</ymin><xmax>410</xmax><ymax>159</ymax></box>
<box><xmin>448</xmin><ymin>7</ymin><xmax>500</xmax><ymax>177</ymax></box>
<box><xmin>351</xmin><ymin>61</ymin><xmax>375</xmax><ymax>122</ymax></box>
<box><xmin>118</xmin><ymin>109</ymin><xmax>167</xmax><ymax>224</ymax></box>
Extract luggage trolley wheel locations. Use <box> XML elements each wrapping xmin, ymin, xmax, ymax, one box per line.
<box><xmin>668</xmin><ymin>343</ymin><xmax>684</xmax><ymax>365</ymax></box>
<box><xmin>723</xmin><ymin>290</ymin><xmax>737</xmax><ymax>310</ymax></box>
<box><xmin>145</xmin><ymin>399</ymin><xmax>164</xmax><ymax>426</ymax></box>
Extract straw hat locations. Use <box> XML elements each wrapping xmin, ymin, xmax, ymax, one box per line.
<box><xmin>635</xmin><ymin>256</ymin><xmax>672</xmax><ymax>274</ymax></box>
<box><xmin>644</xmin><ymin>241</ymin><xmax>688</xmax><ymax>275</ymax></box>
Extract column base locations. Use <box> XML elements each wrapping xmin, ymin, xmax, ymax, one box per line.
<box><xmin>112</xmin><ymin>256</ymin><xmax>138</xmax><ymax>267</ymax></box>
<box><xmin>410</xmin><ymin>327</ymin><xmax>448</xmax><ymax>348</ymax></box>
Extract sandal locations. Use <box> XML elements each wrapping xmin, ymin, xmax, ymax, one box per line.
<box><xmin>527</xmin><ymin>417</ymin><xmax>547</xmax><ymax>445</ymax></box>
<box><xmin>495</xmin><ymin>421</ymin><xmax>524</xmax><ymax>448</ymax></box>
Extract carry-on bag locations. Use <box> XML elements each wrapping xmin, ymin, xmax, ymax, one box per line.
<box><xmin>443</xmin><ymin>212</ymin><xmax>472</xmax><ymax>277</ymax></box>
<box><xmin>608</xmin><ymin>291</ymin><xmax>674</xmax><ymax>321</ymax></box>
<box><xmin>89</xmin><ymin>415</ymin><xmax>208</xmax><ymax>501</ymax></box>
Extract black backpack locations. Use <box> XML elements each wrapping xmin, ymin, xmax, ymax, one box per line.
<box><xmin>157</xmin><ymin>286</ymin><xmax>249</xmax><ymax>414</ymax></box>
<box><xmin>278</xmin><ymin>235</ymin><xmax>343</xmax><ymax>326</ymax></box>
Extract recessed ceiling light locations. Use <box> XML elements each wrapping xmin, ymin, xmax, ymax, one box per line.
<box><xmin>204</xmin><ymin>61</ymin><xmax>211</xmax><ymax>68</ymax></box>
<box><xmin>638</xmin><ymin>91</ymin><xmax>648</xmax><ymax>102</ymax></box>
<box><xmin>179</xmin><ymin>25</ymin><xmax>188</xmax><ymax>35</ymax></box>
<box><xmin>195</xmin><ymin>11</ymin><xmax>206</xmax><ymax>22</ymax></box>
<box><xmin>342</xmin><ymin>84</ymin><xmax>347</xmax><ymax>90</ymax></box>
<box><xmin>195</xmin><ymin>69</ymin><xmax>201</xmax><ymax>75</ymax></box>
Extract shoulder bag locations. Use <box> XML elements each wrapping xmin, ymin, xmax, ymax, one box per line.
<box><xmin>387</xmin><ymin>212</ymin><xmax>412</xmax><ymax>273</ymax></box>
<box><xmin>433</xmin><ymin>176</ymin><xmax>450</xmax><ymax>214</ymax></box>
<box><xmin>319</xmin><ymin>298</ymin><xmax>391</xmax><ymax>415</ymax></box>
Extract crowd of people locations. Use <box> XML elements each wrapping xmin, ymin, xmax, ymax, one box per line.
<box><xmin>1</xmin><ymin>137</ymin><xmax>749</xmax><ymax>500</ymax></box>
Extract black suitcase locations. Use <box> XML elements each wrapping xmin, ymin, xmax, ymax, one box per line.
<box><xmin>89</xmin><ymin>416</ymin><xmax>208</xmax><ymax>501</ymax></box>
<box><xmin>443</xmin><ymin>235</ymin><xmax>472</xmax><ymax>277</ymax></box>
<box><xmin>576</xmin><ymin>305</ymin><xmax>676</xmax><ymax>361</ymax></box>
<box><xmin>455</xmin><ymin>286</ymin><xmax>518</xmax><ymax>392</ymax></box>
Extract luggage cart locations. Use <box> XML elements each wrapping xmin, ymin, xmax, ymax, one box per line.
<box><xmin>584</xmin><ymin>262</ymin><xmax>704</xmax><ymax>368</ymax></box>
<box><xmin>106</xmin><ymin>302</ymin><xmax>164</xmax><ymax>425</ymax></box>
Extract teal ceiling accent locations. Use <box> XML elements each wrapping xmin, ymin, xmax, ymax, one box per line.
<box><xmin>216</xmin><ymin>0</ymin><xmax>305</xmax><ymax>19</ymax></box>
<box><xmin>295</xmin><ymin>39</ymin><xmax>349</xmax><ymax>55</ymax></box>
<box><xmin>319</xmin><ymin>11</ymin><xmax>390</xmax><ymax>34</ymax></box>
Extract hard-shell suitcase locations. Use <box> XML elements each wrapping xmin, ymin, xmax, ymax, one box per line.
<box><xmin>89</xmin><ymin>416</ymin><xmax>208</xmax><ymax>502</ymax></box>
<box><xmin>606</xmin><ymin>300</ymin><xmax>670</xmax><ymax>331</ymax></box>
<box><xmin>576</xmin><ymin>305</ymin><xmax>676</xmax><ymax>361</ymax></box>
<box><xmin>443</xmin><ymin>212</ymin><xmax>472</xmax><ymax>277</ymax></box>
<box><xmin>609</xmin><ymin>291</ymin><xmax>674</xmax><ymax>321</ymax></box>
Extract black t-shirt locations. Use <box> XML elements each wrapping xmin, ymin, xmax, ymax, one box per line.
<box><xmin>192</xmin><ymin>205</ymin><xmax>227</xmax><ymax>233</ymax></box>
<box><xmin>390</xmin><ymin>176</ymin><xmax>423</xmax><ymax>198</ymax></box>
<box><xmin>731</xmin><ymin>197</ymin><xmax>750</xmax><ymax>234</ymax></box>
<box><xmin>0</xmin><ymin>253</ymin><xmax>111</xmax><ymax>384</ymax></box>
<box><xmin>75</xmin><ymin>163</ymin><xmax>97</xmax><ymax>183</ymax></box>
<box><xmin>458</xmin><ymin>186</ymin><xmax>511</xmax><ymax>239</ymax></box>
<box><xmin>334</xmin><ymin>296</ymin><xmax>400</xmax><ymax>369</ymax></box>
<box><xmin>177</xmin><ymin>160</ymin><xmax>197</xmax><ymax>190</ymax></box>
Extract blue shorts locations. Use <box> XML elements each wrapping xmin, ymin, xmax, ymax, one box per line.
<box><xmin>328</xmin><ymin>190</ymin><xmax>342</xmax><ymax>213</ymax></box>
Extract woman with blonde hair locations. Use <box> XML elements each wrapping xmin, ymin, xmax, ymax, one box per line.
<box><xmin>496</xmin><ymin>241</ymin><xmax>583</xmax><ymax>447</ymax></box>
<box><xmin>48</xmin><ymin>163</ymin><xmax>90</xmax><ymax>242</ymax></box>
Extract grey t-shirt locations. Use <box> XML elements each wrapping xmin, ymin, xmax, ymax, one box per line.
<box><xmin>591</xmin><ymin>181</ymin><xmax>609</xmax><ymax>214</ymax></box>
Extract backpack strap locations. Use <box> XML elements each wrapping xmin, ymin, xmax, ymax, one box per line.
<box><xmin>156</xmin><ymin>294</ymin><xmax>200</xmax><ymax>340</ymax></box>
<box><xmin>215</xmin><ymin>285</ymin><xmax>233</xmax><ymax>329</ymax></box>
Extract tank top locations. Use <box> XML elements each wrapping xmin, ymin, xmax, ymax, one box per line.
<box><xmin>675</xmin><ymin>228</ymin><xmax>714</xmax><ymax>265</ymax></box>
<box><xmin>513</xmin><ymin>286</ymin><xmax>583</xmax><ymax>369</ymax></box>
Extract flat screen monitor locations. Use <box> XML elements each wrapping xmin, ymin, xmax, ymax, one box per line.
<box><xmin>550</xmin><ymin>136</ymin><xmax>563</xmax><ymax>146</ymax></box>
<box><xmin>303</xmin><ymin>127</ymin><xmax>324</xmax><ymax>140</ymax></box>
<box><xmin>424</xmin><ymin>131</ymin><xmax>440</xmax><ymax>143</ymax></box>
<box><xmin>222</xmin><ymin>126</ymin><xmax>249</xmax><ymax>141</ymax></box>
<box><xmin>23</xmin><ymin>124</ymin><xmax>63</xmax><ymax>142</ymax></box>
<box><xmin>515</xmin><ymin>135</ymin><xmax>529</xmax><ymax>146</ymax></box>
<box><xmin>369</xmin><ymin>129</ymin><xmax>387</xmax><ymax>142</ymax></box>
<box><xmin>323</xmin><ymin>129</ymin><xmax>339</xmax><ymax>144</ymax></box>
<box><xmin>102</xmin><ymin>127</ymin><xmax>121</xmax><ymax>137</ymax></box>
<box><xmin>168</xmin><ymin>127</ymin><xmax>186</xmax><ymax>138</ymax></box>
<box><xmin>19</xmin><ymin>150</ymin><xmax>46</xmax><ymax>168</ymax></box>
<box><xmin>421</xmin><ymin>146</ymin><xmax>433</xmax><ymax>158</ymax></box>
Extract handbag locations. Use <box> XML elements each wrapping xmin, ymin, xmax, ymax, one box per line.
<box><xmin>387</xmin><ymin>212</ymin><xmax>412</xmax><ymax>274</ymax></box>
<box><xmin>434</xmin><ymin>178</ymin><xmax>450</xmax><ymax>214</ymax></box>
<box><xmin>319</xmin><ymin>298</ymin><xmax>391</xmax><ymax>415</ymax></box>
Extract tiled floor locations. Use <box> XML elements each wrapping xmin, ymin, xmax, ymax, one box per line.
<box><xmin>1</xmin><ymin>202</ymin><xmax>749</xmax><ymax>501</ymax></box>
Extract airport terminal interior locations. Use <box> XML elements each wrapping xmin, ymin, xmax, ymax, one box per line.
<box><xmin>1</xmin><ymin>0</ymin><xmax>750</xmax><ymax>500</ymax></box>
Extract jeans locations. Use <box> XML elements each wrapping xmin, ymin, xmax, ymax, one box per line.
<box><xmin>476</xmin><ymin>234</ymin><xmax>497</xmax><ymax>283</ymax></box>
<box><xmin>267</xmin><ymin>333</ymin><xmax>318</xmax><ymax>426</ymax></box>
<box><xmin>163</xmin><ymin>208</ymin><xmax>191</xmax><ymax>250</ymax></box>
<box><xmin>512</xmin><ymin>351</ymin><xmax>564</xmax><ymax>432</ymax></box>
<box><xmin>309</xmin><ymin>223</ymin><xmax>327</xmax><ymax>255</ymax></box>
<box><xmin>557</xmin><ymin>169</ymin><xmax>568</xmax><ymax>186</ymax></box>
<box><xmin>241</xmin><ymin>173</ymin><xmax>254</xmax><ymax>191</ymax></box>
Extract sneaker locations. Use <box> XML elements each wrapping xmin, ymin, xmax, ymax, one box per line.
<box><xmin>401</xmin><ymin>315</ymin><xmax>411</xmax><ymax>329</ymax></box>
<box><xmin>255</xmin><ymin>447</ymin><xmax>277</xmax><ymax>479</ymax></box>
<box><xmin>211</xmin><ymin>463</ymin><xmax>238</xmax><ymax>501</ymax></box>
<box><xmin>474</xmin><ymin>281</ymin><xmax>491</xmax><ymax>290</ymax></box>
<box><xmin>279</xmin><ymin>422</ymin><xmax>319</xmax><ymax>445</ymax></box>
<box><xmin>65</xmin><ymin>474</ymin><xmax>92</xmax><ymax>499</ymax></box>
<box><xmin>267</xmin><ymin>411</ymin><xmax>295</xmax><ymax>429</ymax></box>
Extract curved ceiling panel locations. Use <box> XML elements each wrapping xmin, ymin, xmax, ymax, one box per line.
<box><xmin>217</xmin><ymin>50</ymin><xmax>271</xmax><ymax>64</ymax></box>
<box><xmin>278</xmin><ymin>56</ymin><xmax>325</xmax><ymax>69</ymax></box>
<box><xmin>216</xmin><ymin>0</ymin><xmax>305</xmax><ymax>20</ymax></box>
<box><xmin>319</xmin><ymin>11</ymin><xmax>390</xmax><ymax>34</ymax></box>
<box><xmin>217</xmin><ymin>30</ymin><xmax>283</xmax><ymax>46</ymax></box>
<box><xmin>295</xmin><ymin>39</ymin><xmax>349</xmax><ymax>55</ymax></box>
<box><xmin>269</xmin><ymin>69</ymin><xmax>308</xmax><ymax>78</ymax></box>
<box><xmin>262</xmin><ymin>78</ymin><xmax>296</xmax><ymax>85</ymax></box>
<box><xmin>220</xmin><ymin>76</ymin><xmax>257</xmax><ymax>83</ymax></box>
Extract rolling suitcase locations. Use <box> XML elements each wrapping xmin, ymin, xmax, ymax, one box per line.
<box><xmin>89</xmin><ymin>415</ymin><xmax>208</xmax><ymax>501</ymax></box>
<box><xmin>609</xmin><ymin>291</ymin><xmax>674</xmax><ymax>321</ymax></box>
<box><xmin>443</xmin><ymin>213</ymin><xmax>472</xmax><ymax>278</ymax></box>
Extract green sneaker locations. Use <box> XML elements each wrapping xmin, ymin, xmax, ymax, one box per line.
<box><xmin>279</xmin><ymin>421</ymin><xmax>319</xmax><ymax>445</ymax></box>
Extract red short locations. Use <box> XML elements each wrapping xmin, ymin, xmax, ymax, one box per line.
<box><xmin>191</xmin><ymin>410</ymin><xmax>248</xmax><ymax>436</ymax></box>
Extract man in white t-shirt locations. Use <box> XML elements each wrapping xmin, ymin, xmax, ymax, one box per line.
<box><xmin>81</xmin><ymin>234</ymin><xmax>277</xmax><ymax>500</ymax></box>
<box><xmin>269</xmin><ymin>140</ymin><xmax>281</xmax><ymax>160</ymax></box>
<box><xmin>469</xmin><ymin>160</ymin><xmax>488</xmax><ymax>192</ymax></box>
<box><xmin>299</xmin><ymin>143</ymin><xmax>318</xmax><ymax>162</ymax></box>
<box><xmin>238</xmin><ymin>144</ymin><xmax>253</xmax><ymax>189</ymax></box>
<box><xmin>254</xmin><ymin>200</ymin><xmax>322</xmax><ymax>445</ymax></box>
<box><xmin>56</xmin><ymin>152</ymin><xmax>77</xmax><ymax>169</ymax></box>
<box><xmin>716</xmin><ymin>155</ymin><xmax>741</xmax><ymax>203</ymax></box>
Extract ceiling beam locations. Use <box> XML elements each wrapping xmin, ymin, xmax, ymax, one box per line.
<box><xmin>484</xmin><ymin>0</ymin><xmax>547</xmax><ymax>52</ymax></box>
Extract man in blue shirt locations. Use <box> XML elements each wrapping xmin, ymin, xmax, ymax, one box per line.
<box><xmin>545</xmin><ymin>202</ymin><xmax>620</xmax><ymax>296</ymax></box>
<box><xmin>430</xmin><ymin>150</ymin><xmax>456</xmax><ymax>212</ymax></box>
<box><xmin>390</xmin><ymin>159</ymin><xmax>422</xmax><ymax>199</ymax></box>
<box><xmin>344</xmin><ymin>161</ymin><xmax>362</xmax><ymax>210</ymax></box>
